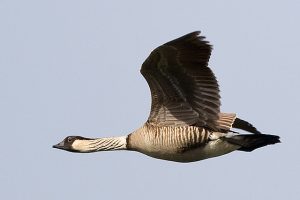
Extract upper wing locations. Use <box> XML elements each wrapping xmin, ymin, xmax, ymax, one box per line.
<box><xmin>141</xmin><ymin>31</ymin><xmax>221</xmax><ymax>130</ymax></box>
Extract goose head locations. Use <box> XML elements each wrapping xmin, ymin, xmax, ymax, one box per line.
<box><xmin>53</xmin><ymin>136</ymin><xmax>92</xmax><ymax>153</ymax></box>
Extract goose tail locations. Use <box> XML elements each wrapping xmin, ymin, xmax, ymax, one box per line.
<box><xmin>224</xmin><ymin>134</ymin><xmax>280</xmax><ymax>152</ymax></box>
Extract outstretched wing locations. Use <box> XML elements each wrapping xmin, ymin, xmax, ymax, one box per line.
<box><xmin>141</xmin><ymin>31</ymin><xmax>221</xmax><ymax>130</ymax></box>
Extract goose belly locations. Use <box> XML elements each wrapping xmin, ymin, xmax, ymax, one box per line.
<box><xmin>140</xmin><ymin>139</ymin><xmax>240</xmax><ymax>163</ymax></box>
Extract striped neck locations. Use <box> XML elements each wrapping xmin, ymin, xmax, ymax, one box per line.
<box><xmin>72</xmin><ymin>136</ymin><xmax>128</xmax><ymax>153</ymax></box>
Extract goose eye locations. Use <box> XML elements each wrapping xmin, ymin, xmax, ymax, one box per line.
<box><xmin>67</xmin><ymin>137</ymin><xmax>73</xmax><ymax>142</ymax></box>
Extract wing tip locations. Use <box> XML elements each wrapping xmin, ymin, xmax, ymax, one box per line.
<box><xmin>165</xmin><ymin>31</ymin><xmax>203</xmax><ymax>43</ymax></box>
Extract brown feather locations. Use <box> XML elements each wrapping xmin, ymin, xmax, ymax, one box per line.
<box><xmin>141</xmin><ymin>31</ymin><xmax>220</xmax><ymax>130</ymax></box>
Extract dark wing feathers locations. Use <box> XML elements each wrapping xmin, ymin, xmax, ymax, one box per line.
<box><xmin>232</xmin><ymin>118</ymin><xmax>262</xmax><ymax>134</ymax></box>
<box><xmin>141</xmin><ymin>31</ymin><xmax>221</xmax><ymax>130</ymax></box>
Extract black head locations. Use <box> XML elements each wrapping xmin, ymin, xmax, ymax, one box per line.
<box><xmin>52</xmin><ymin>136</ymin><xmax>91</xmax><ymax>152</ymax></box>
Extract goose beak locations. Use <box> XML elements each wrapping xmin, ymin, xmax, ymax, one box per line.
<box><xmin>53</xmin><ymin>141</ymin><xmax>65</xmax><ymax>150</ymax></box>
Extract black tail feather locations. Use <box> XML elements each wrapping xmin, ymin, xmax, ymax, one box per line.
<box><xmin>224</xmin><ymin>134</ymin><xmax>280</xmax><ymax>152</ymax></box>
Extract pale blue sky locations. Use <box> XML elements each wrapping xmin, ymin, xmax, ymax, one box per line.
<box><xmin>1</xmin><ymin>0</ymin><xmax>299</xmax><ymax>199</ymax></box>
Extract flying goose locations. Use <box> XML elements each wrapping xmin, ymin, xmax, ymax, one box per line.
<box><xmin>53</xmin><ymin>31</ymin><xmax>280</xmax><ymax>162</ymax></box>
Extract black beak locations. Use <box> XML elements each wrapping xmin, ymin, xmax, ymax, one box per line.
<box><xmin>53</xmin><ymin>141</ymin><xmax>65</xmax><ymax>150</ymax></box>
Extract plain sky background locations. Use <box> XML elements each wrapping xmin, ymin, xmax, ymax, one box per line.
<box><xmin>1</xmin><ymin>0</ymin><xmax>299</xmax><ymax>199</ymax></box>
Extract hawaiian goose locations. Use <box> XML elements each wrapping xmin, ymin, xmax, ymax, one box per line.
<box><xmin>53</xmin><ymin>31</ymin><xmax>280</xmax><ymax>162</ymax></box>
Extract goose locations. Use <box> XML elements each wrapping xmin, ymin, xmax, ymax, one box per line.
<box><xmin>53</xmin><ymin>31</ymin><xmax>280</xmax><ymax>162</ymax></box>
